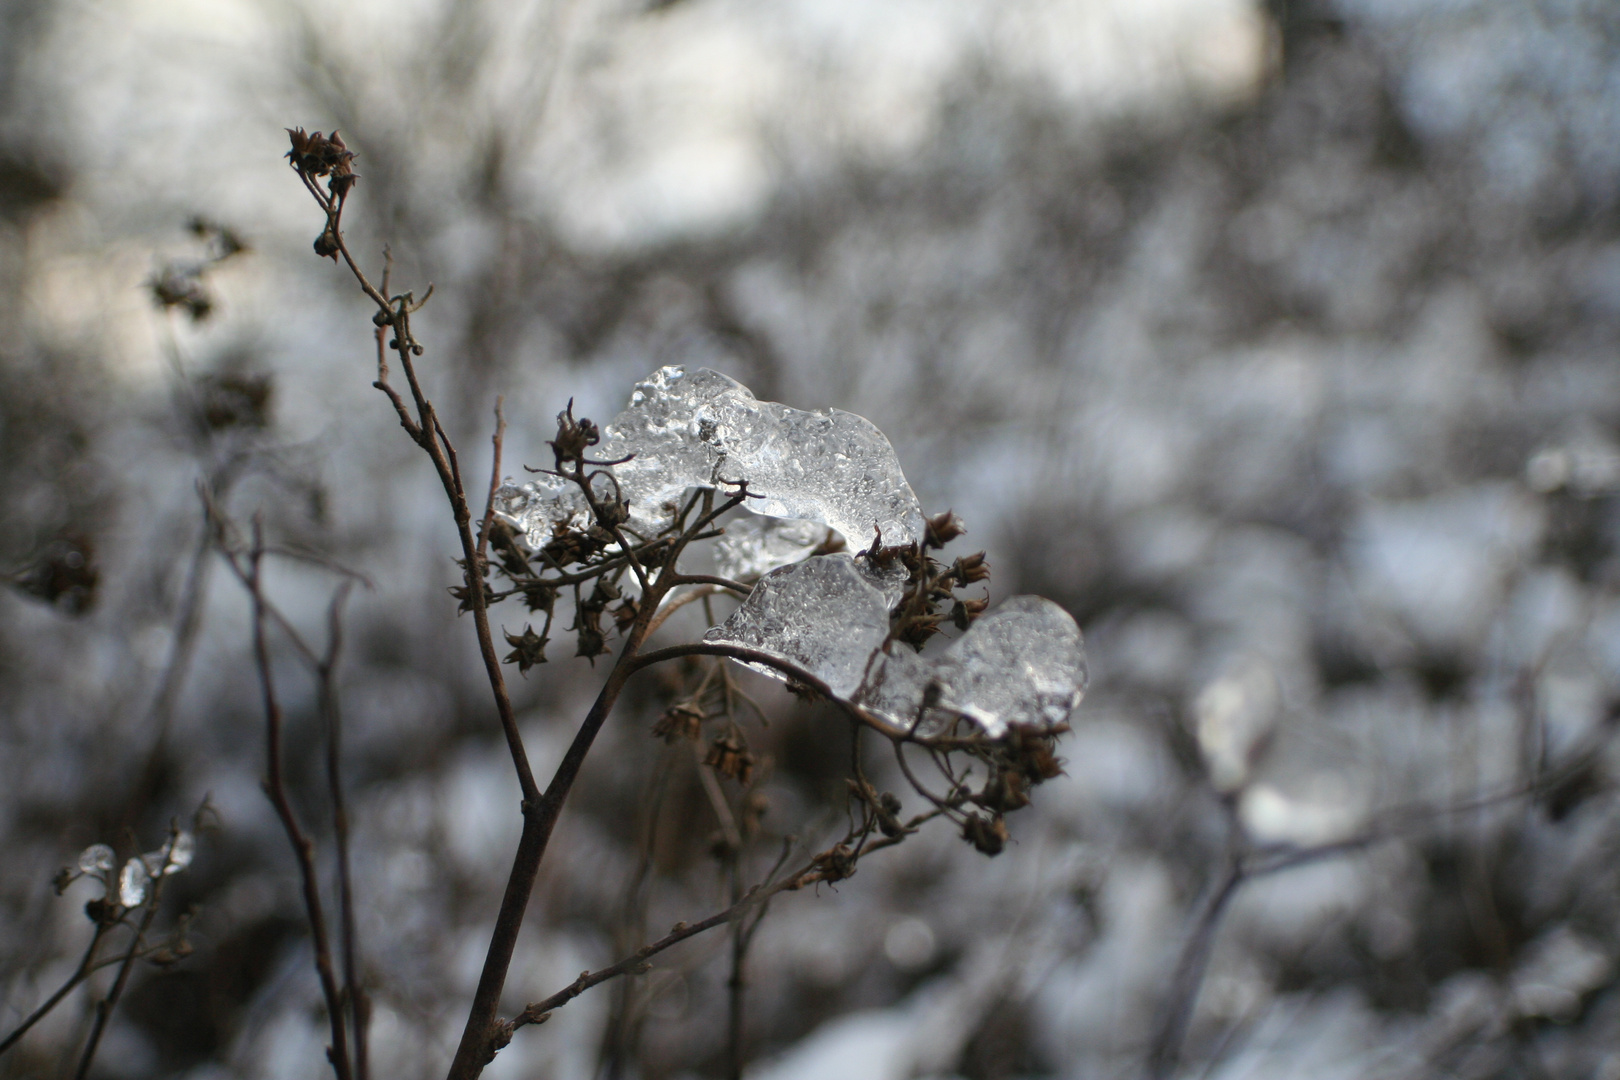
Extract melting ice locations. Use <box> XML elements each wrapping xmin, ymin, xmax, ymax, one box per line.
<box><xmin>704</xmin><ymin>555</ymin><xmax>892</xmax><ymax>698</ymax></box>
<box><xmin>494</xmin><ymin>367</ymin><xmax>924</xmax><ymax>551</ymax></box>
<box><xmin>715</xmin><ymin>516</ymin><xmax>834</xmax><ymax>582</ymax></box>
<box><xmin>705</xmin><ymin>556</ymin><xmax>1086</xmax><ymax>737</ymax></box>
<box><xmin>858</xmin><ymin>596</ymin><xmax>1088</xmax><ymax>738</ymax></box>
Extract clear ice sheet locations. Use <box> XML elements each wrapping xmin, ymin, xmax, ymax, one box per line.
<box><xmin>705</xmin><ymin>556</ymin><xmax>1085</xmax><ymax>738</ymax></box>
<box><xmin>715</xmin><ymin>515</ymin><xmax>833</xmax><ymax>581</ymax></box>
<box><xmin>494</xmin><ymin>367</ymin><xmax>924</xmax><ymax>550</ymax></box>
<box><xmin>857</xmin><ymin>596</ymin><xmax>1088</xmax><ymax>738</ymax></box>
<box><xmin>703</xmin><ymin>555</ymin><xmax>891</xmax><ymax>698</ymax></box>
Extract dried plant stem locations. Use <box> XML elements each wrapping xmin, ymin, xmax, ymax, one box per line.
<box><xmin>248</xmin><ymin>529</ymin><xmax>354</xmax><ymax>1080</ymax></box>
<box><xmin>73</xmin><ymin>876</ymin><xmax>171</xmax><ymax>1080</ymax></box>
<box><xmin>515</xmin><ymin>815</ymin><xmax>935</xmax><ymax>1030</ymax></box>
<box><xmin>0</xmin><ymin>925</ymin><xmax>109</xmax><ymax>1056</ymax></box>
<box><xmin>319</xmin><ymin>583</ymin><xmax>368</xmax><ymax>1080</ymax></box>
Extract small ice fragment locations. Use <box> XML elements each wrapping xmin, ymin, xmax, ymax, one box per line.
<box><xmin>495</xmin><ymin>367</ymin><xmax>925</xmax><ymax>550</ymax></box>
<box><xmin>858</xmin><ymin>597</ymin><xmax>1087</xmax><ymax>738</ymax></box>
<box><xmin>78</xmin><ymin>844</ymin><xmax>115</xmax><ymax>875</ymax></box>
<box><xmin>716</xmin><ymin>516</ymin><xmax>833</xmax><ymax>581</ymax></box>
<box><xmin>164</xmin><ymin>831</ymin><xmax>195</xmax><ymax>873</ymax></box>
<box><xmin>119</xmin><ymin>858</ymin><xmax>149</xmax><ymax>907</ymax></box>
<box><xmin>1194</xmin><ymin>659</ymin><xmax>1280</xmax><ymax>794</ymax></box>
<box><xmin>704</xmin><ymin>555</ymin><xmax>891</xmax><ymax>698</ymax></box>
<box><xmin>141</xmin><ymin>848</ymin><xmax>167</xmax><ymax>877</ymax></box>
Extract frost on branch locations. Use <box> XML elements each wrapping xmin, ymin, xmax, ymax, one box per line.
<box><xmin>494</xmin><ymin>366</ymin><xmax>924</xmax><ymax>549</ymax></box>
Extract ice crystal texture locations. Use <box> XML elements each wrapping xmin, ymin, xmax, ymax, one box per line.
<box><xmin>119</xmin><ymin>858</ymin><xmax>149</xmax><ymax>907</ymax></box>
<box><xmin>78</xmin><ymin>843</ymin><xmax>115</xmax><ymax>875</ymax></box>
<box><xmin>494</xmin><ymin>367</ymin><xmax>924</xmax><ymax>550</ymax></box>
<box><xmin>854</xmin><ymin>597</ymin><xmax>1086</xmax><ymax>737</ymax></box>
<box><xmin>706</xmin><ymin>559</ymin><xmax>1086</xmax><ymax>737</ymax></box>
<box><xmin>704</xmin><ymin>555</ymin><xmax>892</xmax><ymax>698</ymax></box>
<box><xmin>715</xmin><ymin>515</ymin><xmax>834</xmax><ymax>581</ymax></box>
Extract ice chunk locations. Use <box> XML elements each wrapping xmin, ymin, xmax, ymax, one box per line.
<box><xmin>495</xmin><ymin>367</ymin><xmax>924</xmax><ymax>551</ymax></box>
<box><xmin>78</xmin><ymin>843</ymin><xmax>115</xmax><ymax>875</ymax></box>
<box><xmin>165</xmin><ymin>831</ymin><xmax>195</xmax><ymax>873</ymax></box>
<box><xmin>716</xmin><ymin>515</ymin><xmax>834</xmax><ymax>581</ymax></box>
<box><xmin>858</xmin><ymin>597</ymin><xmax>1087</xmax><ymax>738</ymax></box>
<box><xmin>139</xmin><ymin>831</ymin><xmax>195</xmax><ymax>877</ymax></box>
<box><xmin>704</xmin><ymin>555</ymin><xmax>891</xmax><ymax>698</ymax></box>
<box><xmin>119</xmin><ymin>858</ymin><xmax>149</xmax><ymax>907</ymax></box>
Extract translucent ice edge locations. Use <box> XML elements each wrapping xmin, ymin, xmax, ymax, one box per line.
<box><xmin>704</xmin><ymin>556</ymin><xmax>1086</xmax><ymax>738</ymax></box>
<box><xmin>493</xmin><ymin>366</ymin><xmax>925</xmax><ymax>551</ymax></box>
<box><xmin>860</xmin><ymin>596</ymin><xmax>1087</xmax><ymax>738</ymax></box>
<box><xmin>715</xmin><ymin>515</ymin><xmax>834</xmax><ymax>582</ymax></box>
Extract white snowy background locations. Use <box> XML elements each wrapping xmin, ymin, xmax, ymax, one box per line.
<box><xmin>5</xmin><ymin>0</ymin><xmax>1620</xmax><ymax>1078</ymax></box>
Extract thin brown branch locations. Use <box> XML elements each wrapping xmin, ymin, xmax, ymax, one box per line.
<box><xmin>479</xmin><ymin>398</ymin><xmax>506</xmax><ymax>565</ymax></box>
<box><xmin>0</xmin><ymin>925</ymin><xmax>109</xmax><ymax>1057</ymax></box>
<box><xmin>515</xmin><ymin>810</ymin><xmax>941</xmax><ymax>1033</ymax></box>
<box><xmin>320</xmin><ymin>583</ymin><xmax>368</xmax><ymax>1080</ymax></box>
<box><xmin>249</xmin><ymin>527</ymin><xmax>354</xmax><ymax>1080</ymax></box>
<box><xmin>73</xmin><ymin>835</ymin><xmax>188</xmax><ymax>1080</ymax></box>
<box><xmin>627</xmin><ymin>642</ymin><xmax>912</xmax><ymax>741</ymax></box>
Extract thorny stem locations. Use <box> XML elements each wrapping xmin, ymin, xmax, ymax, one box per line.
<box><xmin>0</xmin><ymin>925</ymin><xmax>109</xmax><ymax>1056</ymax></box>
<box><xmin>249</xmin><ymin>528</ymin><xmax>354</xmax><ymax>1080</ymax></box>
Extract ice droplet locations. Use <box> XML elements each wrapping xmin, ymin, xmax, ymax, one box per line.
<box><xmin>119</xmin><ymin>858</ymin><xmax>149</xmax><ymax>907</ymax></box>
<box><xmin>704</xmin><ymin>555</ymin><xmax>892</xmax><ymax>698</ymax></box>
<box><xmin>141</xmin><ymin>831</ymin><xmax>196</xmax><ymax>876</ymax></box>
<box><xmin>715</xmin><ymin>515</ymin><xmax>834</xmax><ymax>582</ymax></box>
<box><xmin>495</xmin><ymin>367</ymin><xmax>924</xmax><ymax>550</ymax></box>
<box><xmin>165</xmin><ymin>831</ymin><xmax>195</xmax><ymax>873</ymax></box>
<box><xmin>78</xmin><ymin>844</ymin><xmax>115</xmax><ymax>875</ymax></box>
<box><xmin>858</xmin><ymin>597</ymin><xmax>1088</xmax><ymax>738</ymax></box>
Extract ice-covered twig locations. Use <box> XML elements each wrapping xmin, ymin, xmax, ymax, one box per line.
<box><xmin>703</xmin><ymin>558</ymin><xmax>1087</xmax><ymax>738</ymax></box>
<box><xmin>494</xmin><ymin>367</ymin><xmax>925</xmax><ymax>551</ymax></box>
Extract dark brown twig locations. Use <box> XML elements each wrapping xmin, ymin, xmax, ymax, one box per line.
<box><xmin>73</xmin><ymin>842</ymin><xmax>180</xmax><ymax>1080</ymax></box>
<box><xmin>319</xmin><ymin>582</ymin><xmax>367</xmax><ymax>1080</ymax></box>
<box><xmin>248</xmin><ymin>524</ymin><xmax>354</xmax><ymax>1080</ymax></box>
<box><xmin>0</xmin><ymin>925</ymin><xmax>109</xmax><ymax>1056</ymax></box>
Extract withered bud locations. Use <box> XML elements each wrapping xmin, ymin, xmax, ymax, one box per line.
<box><xmin>574</xmin><ymin>624</ymin><xmax>607</xmax><ymax>661</ymax></box>
<box><xmin>1005</xmin><ymin>726</ymin><xmax>1065</xmax><ymax>783</ymax></box>
<box><xmin>961</xmin><ymin>814</ymin><xmax>1008</xmax><ymax>856</ymax></box>
<box><xmin>895</xmin><ymin>611</ymin><xmax>945</xmax><ymax>650</ymax></box>
<box><xmin>705</xmin><ymin>733</ymin><xmax>756</xmax><ymax>785</ymax></box>
<box><xmin>972</xmin><ymin>769</ymin><xmax>1030</xmax><ymax>813</ymax></box>
<box><xmin>950</xmin><ymin>594</ymin><xmax>989</xmax><ymax>631</ymax></box>
<box><xmin>878</xmin><ymin>791</ymin><xmax>905</xmax><ymax>838</ymax></box>
<box><xmin>952</xmin><ymin>552</ymin><xmax>991</xmax><ymax>585</ymax></box>
<box><xmin>652</xmin><ymin>703</ymin><xmax>704</xmax><ymax>744</ymax></box>
<box><xmin>313</xmin><ymin>227</ymin><xmax>339</xmax><ymax>260</ymax></box>
<box><xmin>447</xmin><ymin>578</ymin><xmax>494</xmax><ymax>615</ymax></box>
<box><xmin>809</xmin><ymin>843</ymin><xmax>856</xmax><ymax>884</ymax></box>
<box><xmin>549</xmin><ymin>401</ymin><xmax>600</xmax><ymax>466</ymax></box>
<box><xmin>502</xmin><ymin>625</ymin><xmax>549</xmax><ymax>673</ymax></box>
<box><xmin>924</xmin><ymin>510</ymin><xmax>967</xmax><ymax>548</ymax></box>
<box><xmin>285</xmin><ymin>128</ymin><xmax>356</xmax><ymax>179</ymax></box>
